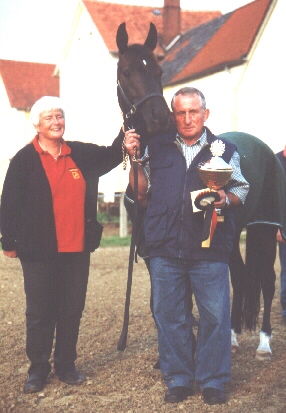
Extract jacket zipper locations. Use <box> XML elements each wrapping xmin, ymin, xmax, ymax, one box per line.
<box><xmin>178</xmin><ymin>159</ymin><xmax>189</xmax><ymax>258</ymax></box>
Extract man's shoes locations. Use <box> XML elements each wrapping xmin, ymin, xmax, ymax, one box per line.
<box><xmin>164</xmin><ymin>386</ymin><xmax>194</xmax><ymax>403</ymax></box>
<box><xmin>23</xmin><ymin>372</ymin><xmax>47</xmax><ymax>394</ymax></box>
<box><xmin>202</xmin><ymin>387</ymin><xmax>226</xmax><ymax>405</ymax></box>
<box><xmin>56</xmin><ymin>365</ymin><xmax>86</xmax><ymax>385</ymax></box>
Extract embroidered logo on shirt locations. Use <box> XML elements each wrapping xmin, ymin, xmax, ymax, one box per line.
<box><xmin>69</xmin><ymin>169</ymin><xmax>81</xmax><ymax>179</ymax></box>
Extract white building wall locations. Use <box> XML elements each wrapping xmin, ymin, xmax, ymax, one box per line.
<box><xmin>164</xmin><ymin>65</ymin><xmax>245</xmax><ymax>137</ymax></box>
<box><xmin>235</xmin><ymin>0</ymin><xmax>285</xmax><ymax>154</ymax></box>
<box><xmin>59</xmin><ymin>4</ymin><xmax>128</xmax><ymax>198</ymax></box>
<box><xmin>0</xmin><ymin>76</ymin><xmax>32</xmax><ymax>192</ymax></box>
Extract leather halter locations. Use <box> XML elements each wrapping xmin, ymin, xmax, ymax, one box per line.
<box><xmin>117</xmin><ymin>80</ymin><xmax>165</xmax><ymax>119</ymax></box>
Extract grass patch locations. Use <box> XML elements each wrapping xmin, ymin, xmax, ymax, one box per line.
<box><xmin>99</xmin><ymin>235</ymin><xmax>131</xmax><ymax>248</ymax></box>
<box><xmin>97</xmin><ymin>212</ymin><xmax>120</xmax><ymax>223</ymax></box>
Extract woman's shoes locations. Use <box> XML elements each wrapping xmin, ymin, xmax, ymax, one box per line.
<box><xmin>23</xmin><ymin>372</ymin><xmax>47</xmax><ymax>394</ymax></box>
<box><xmin>55</xmin><ymin>365</ymin><xmax>86</xmax><ymax>385</ymax></box>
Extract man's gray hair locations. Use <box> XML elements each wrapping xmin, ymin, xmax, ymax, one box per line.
<box><xmin>171</xmin><ymin>87</ymin><xmax>206</xmax><ymax>111</ymax></box>
<box><xmin>30</xmin><ymin>96</ymin><xmax>65</xmax><ymax>126</ymax></box>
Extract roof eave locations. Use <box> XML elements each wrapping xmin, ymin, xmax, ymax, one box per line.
<box><xmin>163</xmin><ymin>58</ymin><xmax>246</xmax><ymax>87</ymax></box>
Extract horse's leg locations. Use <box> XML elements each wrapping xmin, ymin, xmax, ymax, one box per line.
<box><xmin>229</xmin><ymin>230</ymin><xmax>246</xmax><ymax>352</ymax></box>
<box><xmin>229</xmin><ymin>230</ymin><xmax>245</xmax><ymax>332</ymax></box>
<box><xmin>255</xmin><ymin>225</ymin><xmax>277</xmax><ymax>360</ymax></box>
<box><xmin>259</xmin><ymin>225</ymin><xmax>277</xmax><ymax>335</ymax></box>
<box><xmin>242</xmin><ymin>225</ymin><xmax>262</xmax><ymax>331</ymax></box>
<box><xmin>278</xmin><ymin>241</ymin><xmax>286</xmax><ymax>322</ymax></box>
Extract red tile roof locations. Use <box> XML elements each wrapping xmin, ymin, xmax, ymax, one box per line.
<box><xmin>83</xmin><ymin>1</ymin><xmax>221</xmax><ymax>56</ymax></box>
<box><xmin>162</xmin><ymin>0</ymin><xmax>273</xmax><ymax>85</ymax></box>
<box><xmin>0</xmin><ymin>60</ymin><xmax>59</xmax><ymax>110</ymax></box>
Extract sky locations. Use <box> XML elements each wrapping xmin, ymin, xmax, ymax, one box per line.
<box><xmin>0</xmin><ymin>0</ymin><xmax>252</xmax><ymax>64</ymax></box>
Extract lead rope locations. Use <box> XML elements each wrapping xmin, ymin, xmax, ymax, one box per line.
<box><xmin>117</xmin><ymin>150</ymin><xmax>138</xmax><ymax>351</ymax></box>
<box><xmin>122</xmin><ymin>137</ymin><xmax>129</xmax><ymax>170</ymax></box>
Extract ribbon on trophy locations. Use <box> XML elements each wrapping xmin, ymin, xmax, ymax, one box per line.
<box><xmin>194</xmin><ymin>189</ymin><xmax>219</xmax><ymax>247</ymax></box>
<box><xmin>191</xmin><ymin>140</ymin><xmax>233</xmax><ymax>248</ymax></box>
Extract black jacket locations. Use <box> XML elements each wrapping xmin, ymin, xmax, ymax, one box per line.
<box><xmin>0</xmin><ymin>130</ymin><xmax>124</xmax><ymax>260</ymax></box>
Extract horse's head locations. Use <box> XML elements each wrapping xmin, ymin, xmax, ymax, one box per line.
<box><xmin>116</xmin><ymin>22</ymin><xmax>171</xmax><ymax>140</ymax></box>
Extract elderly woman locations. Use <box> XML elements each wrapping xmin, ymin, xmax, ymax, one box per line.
<box><xmin>0</xmin><ymin>96</ymin><xmax>124</xmax><ymax>394</ymax></box>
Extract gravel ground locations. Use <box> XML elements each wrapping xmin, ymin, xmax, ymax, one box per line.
<box><xmin>1</xmin><ymin>238</ymin><xmax>286</xmax><ymax>413</ymax></box>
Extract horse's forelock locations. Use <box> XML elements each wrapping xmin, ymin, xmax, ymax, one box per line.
<box><xmin>123</xmin><ymin>44</ymin><xmax>155</xmax><ymax>59</ymax></box>
<box><xmin>118</xmin><ymin>44</ymin><xmax>159</xmax><ymax>74</ymax></box>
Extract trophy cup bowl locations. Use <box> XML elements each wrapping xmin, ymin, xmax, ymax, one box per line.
<box><xmin>197</xmin><ymin>167</ymin><xmax>233</xmax><ymax>191</ymax></box>
<box><xmin>195</xmin><ymin>158</ymin><xmax>233</xmax><ymax>210</ymax></box>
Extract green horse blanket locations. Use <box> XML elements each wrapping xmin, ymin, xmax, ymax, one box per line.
<box><xmin>219</xmin><ymin>132</ymin><xmax>286</xmax><ymax>239</ymax></box>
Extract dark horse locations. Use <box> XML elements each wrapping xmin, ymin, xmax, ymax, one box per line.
<box><xmin>116</xmin><ymin>22</ymin><xmax>170</xmax><ymax>351</ymax></box>
<box><xmin>220</xmin><ymin>132</ymin><xmax>286</xmax><ymax>359</ymax></box>
<box><xmin>116</xmin><ymin>22</ymin><xmax>286</xmax><ymax>358</ymax></box>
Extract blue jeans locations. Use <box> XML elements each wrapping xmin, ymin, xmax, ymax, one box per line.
<box><xmin>150</xmin><ymin>257</ymin><xmax>231</xmax><ymax>391</ymax></box>
<box><xmin>279</xmin><ymin>242</ymin><xmax>286</xmax><ymax>320</ymax></box>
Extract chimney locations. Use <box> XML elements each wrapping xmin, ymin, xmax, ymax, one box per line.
<box><xmin>163</xmin><ymin>0</ymin><xmax>181</xmax><ymax>47</ymax></box>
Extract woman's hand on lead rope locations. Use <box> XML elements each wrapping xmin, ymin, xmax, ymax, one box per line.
<box><xmin>124</xmin><ymin>129</ymin><xmax>141</xmax><ymax>159</ymax></box>
<box><xmin>124</xmin><ymin>129</ymin><xmax>148</xmax><ymax>206</ymax></box>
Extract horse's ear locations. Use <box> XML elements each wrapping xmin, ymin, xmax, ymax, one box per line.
<box><xmin>144</xmin><ymin>23</ymin><xmax>157</xmax><ymax>51</ymax></box>
<box><xmin>116</xmin><ymin>22</ymin><xmax>129</xmax><ymax>54</ymax></box>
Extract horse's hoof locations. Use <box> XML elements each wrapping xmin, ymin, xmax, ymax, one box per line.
<box><xmin>255</xmin><ymin>350</ymin><xmax>272</xmax><ymax>361</ymax></box>
<box><xmin>256</xmin><ymin>331</ymin><xmax>272</xmax><ymax>361</ymax></box>
<box><xmin>231</xmin><ymin>329</ymin><xmax>239</xmax><ymax>354</ymax></box>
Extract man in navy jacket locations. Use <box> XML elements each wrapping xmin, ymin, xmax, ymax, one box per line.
<box><xmin>124</xmin><ymin>87</ymin><xmax>249</xmax><ymax>405</ymax></box>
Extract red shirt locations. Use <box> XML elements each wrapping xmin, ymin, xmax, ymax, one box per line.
<box><xmin>33</xmin><ymin>136</ymin><xmax>86</xmax><ymax>252</ymax></box>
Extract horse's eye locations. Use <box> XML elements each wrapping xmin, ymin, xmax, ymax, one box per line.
<box><xmin>122</xmin><ymin>70</ymin><xmax>130</xmax><ymax>78</ymax></box>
